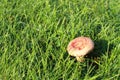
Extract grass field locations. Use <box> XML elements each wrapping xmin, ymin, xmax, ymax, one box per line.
<box><xmin>0</xmin><ymin>0</ymin><xmax>120</xmax><ymax>80</ymax></box>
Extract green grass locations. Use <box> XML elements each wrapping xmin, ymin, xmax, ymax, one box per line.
<box><xmin>0</xmin><ymin>0</ymin><xmax>120</xmax><ymax>80</ymax></box>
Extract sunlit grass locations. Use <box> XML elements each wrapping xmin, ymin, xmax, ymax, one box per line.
<box><xmin>0</xmin><ymin>0</ymin><xmax>120</xmax><ymax>80</ymax></box>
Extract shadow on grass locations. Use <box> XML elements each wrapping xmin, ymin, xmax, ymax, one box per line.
<box><xmin>87</xmin><ymin>39</ymin><xmax>108</xmax><ymax>58</ymax></box>
<box><xmin>83</xmin><ymin>39</ymin><xmax>114</xmax><ymax>77</ymax></box>
<box><xmin>86</xmin><ymin>39</ymin><xmax>114</xmax><ymax>60</ymax></box>
<box><xmin>84</xmin><ymin>39</ymin><xmax>109</xmax><ymax>71</ymax></box>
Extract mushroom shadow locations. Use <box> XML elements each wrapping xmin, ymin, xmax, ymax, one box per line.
<box><xmin>84</xmin><ymin>39</ymin><xmax>114</xmax><ymax>73</ymax></box>
<box><xmin>86</xmin><ymin>39</ymin><xmax>108</xmax><ymax>58</ymax></box>
<box><xmin>86</xmin><ymin>39</ymin><xmax>114</xmax><ymax>59</ymax></box>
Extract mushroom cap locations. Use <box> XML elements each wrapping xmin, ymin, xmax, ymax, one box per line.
<box><xmin>67</xmin><ymin>37</ymin><xmax>94</xmax><ymax>57</ymax></box>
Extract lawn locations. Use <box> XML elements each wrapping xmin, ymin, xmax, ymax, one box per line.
<box><xmin>0</xmin><ymin>0</ymin><xmax>120</xmax><ymax>80</ymax></box>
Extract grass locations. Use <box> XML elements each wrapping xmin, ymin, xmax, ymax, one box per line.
<box><xmin>0</xmin><ymin>0</ymin><xmax>120</xmax><ymax>80</ymax></box>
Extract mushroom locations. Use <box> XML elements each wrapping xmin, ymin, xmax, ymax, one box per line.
<box><xmin>67</xmin><ymin>37</ymin><xmax>94</xmax><ymax>62</ymax></box>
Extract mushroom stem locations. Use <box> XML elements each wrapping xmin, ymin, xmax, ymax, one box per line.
<box><xmin>76</xmin><ymin>56</ymin><xmax>85</xmax><ymax>62</ymax></box>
